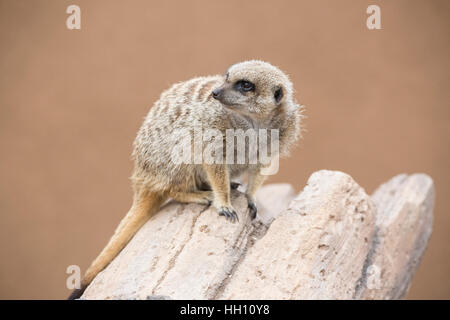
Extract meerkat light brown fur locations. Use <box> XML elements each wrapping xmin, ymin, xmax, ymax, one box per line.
<box><xmin>68</xmin><ymin>60</ymin><xmax>303</xmax><ymax>299</ymax></box>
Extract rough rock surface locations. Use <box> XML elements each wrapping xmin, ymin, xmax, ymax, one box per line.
<box><xmin>81</xmin><ymin>170</ymin><xmax>434</xmax><ymax>300</ymax></box>
<box><xmin>358</xmin><ymin>174</ymin><xmax>434</xmax><ymax>299</ymax></box>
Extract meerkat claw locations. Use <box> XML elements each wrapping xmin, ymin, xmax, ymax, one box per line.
<box><xmin>248</xmin><ymin>201</ymin><xmax>257</xmax><ymax>220</ymax></box>
<box><xmin>218</xmin><ymin>207</ymin><xmax>239</xmax><ymax>223</ymax></box>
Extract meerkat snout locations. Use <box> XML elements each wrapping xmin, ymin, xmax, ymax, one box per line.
<box><xmin>212</xmin><ymin>88</ymin><xmax>222</xmax><ymax>100</ymax></box>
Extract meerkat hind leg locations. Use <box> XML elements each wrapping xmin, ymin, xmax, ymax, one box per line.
<box><xmin>169</xmin><ymin>190</ymin><xmax>214</xmax><ymax>206</ymax></box>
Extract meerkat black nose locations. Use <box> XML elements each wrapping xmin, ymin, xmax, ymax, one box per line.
<box><xmin>212</xmin><ymin>88</ymin><xmax>222</xmax><ymax>100</ymax></box>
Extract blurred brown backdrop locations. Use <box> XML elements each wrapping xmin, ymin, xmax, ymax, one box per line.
<box><xmin>0</xmin><ymin>0</ymin><xmax>449</xmax><ymax>299</ymax></box>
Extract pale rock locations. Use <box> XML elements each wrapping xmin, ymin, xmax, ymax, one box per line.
<box><xmin>81</xmin><ymin>171</ymin><xmax>434</xmax><ymax>300</ymax></box>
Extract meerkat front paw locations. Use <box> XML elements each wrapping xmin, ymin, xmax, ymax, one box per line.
<box><xmin>218</xmin><ymin>206</ymin><xmax>239</xmax><ymax>223</ymax></box>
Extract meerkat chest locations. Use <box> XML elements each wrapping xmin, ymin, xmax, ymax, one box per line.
<box><xmin>228</xmin><ymin>163</ymin><xmax>249</xmax><ymax>178</ymax></box>
<box><xmin>221</xmin><ymin>118</ymin><xmax>278</xmax><ymax>171</ymax></box>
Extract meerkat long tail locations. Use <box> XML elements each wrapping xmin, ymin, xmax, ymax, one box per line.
<box><xmin>68</xmin><ymin>190</ymin><xmax>167</xmax><ymax>300</ymax></box>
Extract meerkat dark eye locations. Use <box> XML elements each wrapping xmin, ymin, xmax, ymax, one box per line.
<box><xmin>274</xmin><ymin>87</ymin><xmax>284</xmax><ymax>105</ymax></box>
<box><xmin>241</xmin><ymin>81</ymin><xmax>254</xmax><ymax>91</ymax></box>
<box><xmin>235</xmin><ymin>80</ymin><xmax>255</xmax><ymax>93</ymax></box>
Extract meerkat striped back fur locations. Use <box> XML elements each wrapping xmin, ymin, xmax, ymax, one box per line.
<box><xmin>68</xmin><ymin>60</ymin><xmax>303</xmax><ymax>299</ymax></box>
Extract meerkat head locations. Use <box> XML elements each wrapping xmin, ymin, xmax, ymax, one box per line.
<box><xmin>212</xmin><ymin>60</ymin><xmax>294</xmax><ymax>119</ymax></box>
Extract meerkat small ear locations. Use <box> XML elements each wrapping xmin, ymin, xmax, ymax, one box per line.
<box><xmin>274</xmin><ymin>87</ymin><xmax>284</xmax><ymax>105</ymax></box>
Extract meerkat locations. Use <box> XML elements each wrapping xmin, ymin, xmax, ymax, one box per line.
<box><xmin>68</xmin><ymin>60</ymin><xmax>302</xmax><ymax>299</ymax></box>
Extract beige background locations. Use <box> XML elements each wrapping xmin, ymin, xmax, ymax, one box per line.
<box><xmin>0</xmin><ymin>0</ymin><xmax>449</xmax><ymax>299</ymax></box>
